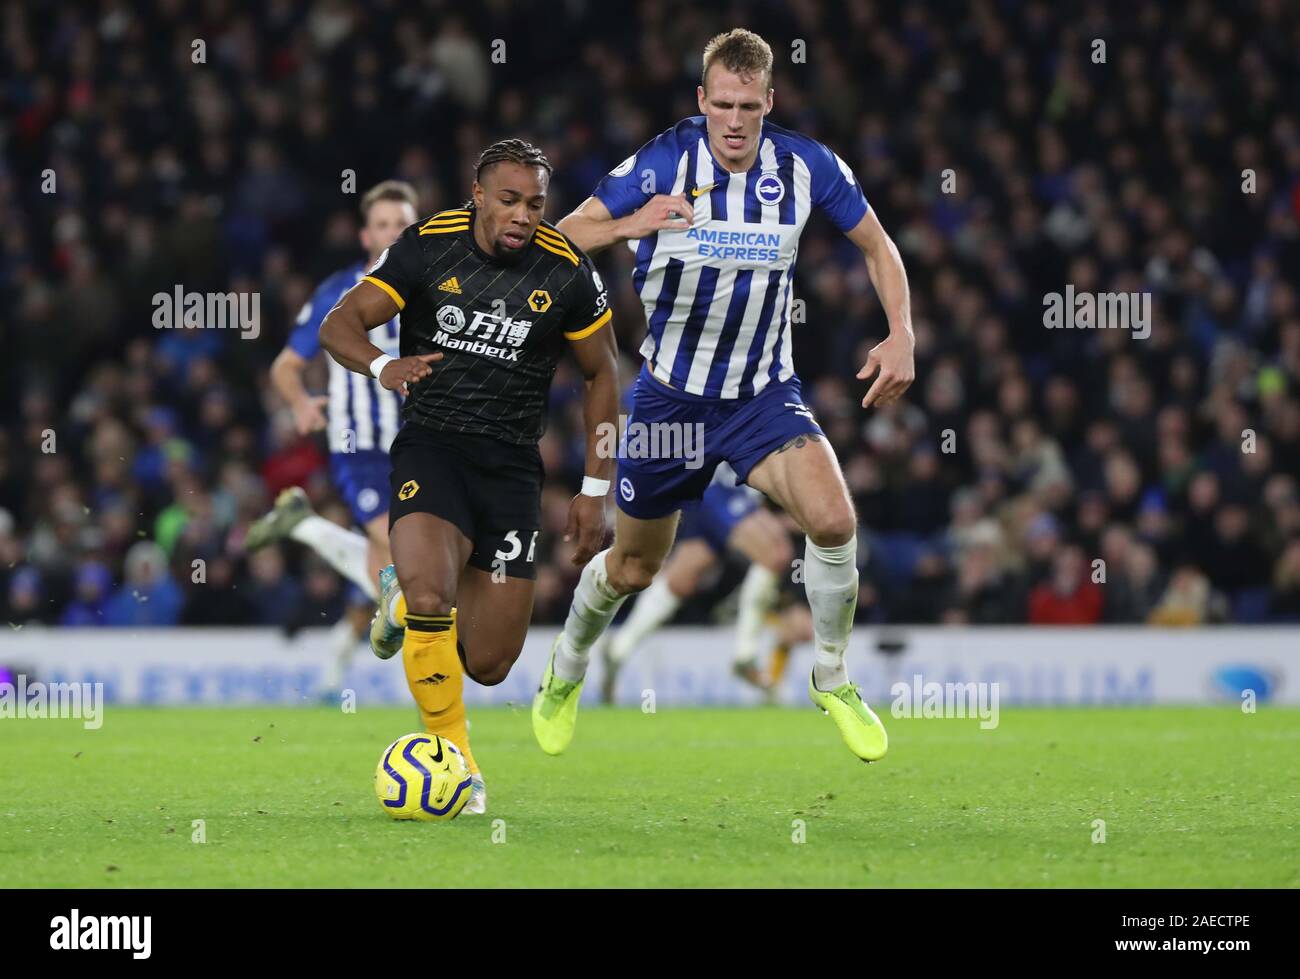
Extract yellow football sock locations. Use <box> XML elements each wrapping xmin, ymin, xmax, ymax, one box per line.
<box><xmin>402</xmin><ymin>610</ymin><xmax>478</xmax><ymax>775</ymax></box>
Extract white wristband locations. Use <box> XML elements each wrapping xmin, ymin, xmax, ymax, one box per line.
<box><xmin>580</xmin><ymin>476</ymin><xmax>611</xmax><ymax>498</ymax></box>
<box><xmin>369</xmin><ymin>354</ymin><xmax>395</xmax><ymax>379</ymax></box>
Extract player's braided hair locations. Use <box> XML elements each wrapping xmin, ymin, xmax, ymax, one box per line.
<box><xmin>474</xmin><ymin>138</ymin><xmax>553</xmax><ymax>182</ymax></box>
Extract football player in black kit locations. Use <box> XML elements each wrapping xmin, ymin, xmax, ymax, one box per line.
<box><xmin>320</xmin><ymin>139</ymin><xmax>618</xmax><ymax>813</ymax></box>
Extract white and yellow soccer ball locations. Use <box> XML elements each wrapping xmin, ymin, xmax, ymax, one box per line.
<box><xmin>374</xmin><ymin>733</ymin><xmax>473</xmax><ymax>822</ymax></box>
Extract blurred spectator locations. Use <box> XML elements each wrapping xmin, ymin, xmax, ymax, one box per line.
<box><xmin>245</xmin><ymin>546</ymin><xmax>305</xmax><ymax>627</ymax></box>
<box><xmin>60</xmin><ymin>561</ymin><xmax>113</xmax><ymax>626</ymax></box>
<box><xmin>1027</xmin><ymin>545</ymin><xmax>1104</xmax><ymax>625</ymax></box>
<box><xmin>103</xmin><ymin>542</ymin><xmax>183</xmax><ymax>626</ymax></box>
<box><xmin>182</xmin><ymin>555</ymin><xmax>257</xmax><ymax>625</ymax></box>
<box><xmin>1149</xmin><ymin>566</ymin><xmax>1225</xmax><ymax>627</ymax></box>
<box><xmin>5</xmin><ymin>566</ymin><xmax>49</xmax><ymax>626</ymax></box>
<box><xmin>1269</xmin><ymin>539</ymin><xmax>1300</xmax><ymax>621</ymax></box>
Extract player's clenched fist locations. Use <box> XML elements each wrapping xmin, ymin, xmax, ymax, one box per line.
<box><xmin>379</xmin><ymin>352</ymin><xmax>444</xmax><ymax>396</ymax></box>
<box><xmin>626</xmin><ymin>193</ymin><xmax>695</xmax><ymax>237</ymax></box>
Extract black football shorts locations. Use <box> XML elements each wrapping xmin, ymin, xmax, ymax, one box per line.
<box><xmin>387</xmin><ymin>424</ymin><xmax>543</xmax><ymax>579</ymax></box>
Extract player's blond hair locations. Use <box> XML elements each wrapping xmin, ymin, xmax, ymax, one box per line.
<box><xmin>701</xmin><ymin>28</ymin><xmax>774</xmax><ymax>91</ymax></box>
<box><xmin>360</xmin><ymin>180</ymin><xmax>418</xmax><ymax>219</ymax></box>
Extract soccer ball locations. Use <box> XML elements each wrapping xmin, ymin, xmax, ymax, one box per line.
<box><xmin>374</xmin><ymin>733</ymin><xmax>473</xmax><ymax>822</ymax></box>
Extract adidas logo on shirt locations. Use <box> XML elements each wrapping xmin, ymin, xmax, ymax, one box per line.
<box><xmin>437</xmin><ymin>276</ymin><xmax>462</xmax><ymax>294</ymax></box>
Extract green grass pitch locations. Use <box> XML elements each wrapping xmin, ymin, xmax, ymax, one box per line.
<box><xmin>2</xmin><ymin>705</ymin><xmax>1297</xmax><ymax>887</ymax></box>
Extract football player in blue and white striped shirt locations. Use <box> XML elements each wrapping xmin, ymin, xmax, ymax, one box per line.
<box><xmin>533</xmin><ymin>29</ymin><xmax>915</xmax><ymax>763</ymax></box>
<box><xmin>246</xmin><ymin>181</ymin><xmax>412</xmax><ymax>693</ymax></box>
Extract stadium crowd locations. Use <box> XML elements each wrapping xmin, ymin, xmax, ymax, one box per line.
<box><xmin>3</xmin><ymin>0</ymin><xmax>1300</xmax><ymax>630</ymax></box>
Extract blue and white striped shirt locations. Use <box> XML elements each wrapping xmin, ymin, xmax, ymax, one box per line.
<box><xmin>287</xmin><ymin>262</ymin><xmax>402</xmax><ymax>454</ymax></box>
<box><xmin>594</xmin><ymin>117</ymin><xmax>869</xmax><ymax>399</ymax></box>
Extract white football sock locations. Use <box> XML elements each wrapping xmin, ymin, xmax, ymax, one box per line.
<box><xmin>290</xmin><ymin>516</ymin><xmax>378</xmax><ymax>600</ymax></box>
<box><xmin>734</xmin><ymin>563</ymin><xmax>778</xmax><ymax>665</ymax></box>
<box><xmin>804</xmin><ymin>536</ymin><xmax>859</xmax><ymax>691</ymax></box>
<box><xmin>554</xmin><ymin>549</ymin><xmax>629</xmax><ymax>682</ymax></box>
<box><xmin>609</xmin><ymin>574</ymin><xmax>681</xmax><ymax>664</ymax></box>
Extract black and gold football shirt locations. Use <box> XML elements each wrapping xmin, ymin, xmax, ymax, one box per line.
<box><xmin>360</xmin><ymin>206</ymin><xmax>610</xmax><ymax>445</ymax></box>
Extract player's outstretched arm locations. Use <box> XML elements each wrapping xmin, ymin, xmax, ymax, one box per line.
<box><xmin>557</xmin><ymin>194</ymin><xmax>694</xmax><ymax>256</ymax></box>
<box><xmin>564</xmin><ymin>320</ymin><xmax>620</xmax><ymax>565</ymax></box>
<box><xmin>319</xmin><ymin>281</ymin><xmax>441</xmax><ymax>395</ymax></box>
<box><xmin>846</xmin><ymin>208</ymin><xmax>916</xmax><ymax>409</ymax></box>
<box><xmin>269</xmin><ymin>347</ymin><xmax>327</xmax><ymax>435</ymax></box>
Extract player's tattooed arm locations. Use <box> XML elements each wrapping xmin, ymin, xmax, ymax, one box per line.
<box><xmin>319</xmin><ymin>281</ymin><xmax>442</xmax><ymax>395</ymax></box>
<box><xmin>557</xmin><ymin>194</ymin><xmax>693</xmax><ymax>256</ymax></box>
<box><xmin>564</xmin><ymin>320</ymin><xmax>619</xmax><ymax>565</ymax></box>
<box><xmin>774</xmin><ymin>433</ymin><xmax>823</xmax><ymax>454</ymax></box>
<box><xmin>846</xmin><ymin>208</ymin><xmax>916</xmax><ymax>409</ymax></box>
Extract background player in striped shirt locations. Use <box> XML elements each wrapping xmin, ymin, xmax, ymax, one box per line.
<box><xmin>245</xmin><ymin>181</ymin><xmax>414</xmax><ymax>692</ymax></box>
<box><xmin>533</xmin><ymin>29</ymin><xmax>915</xmax><ymax>763</ymax></box>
